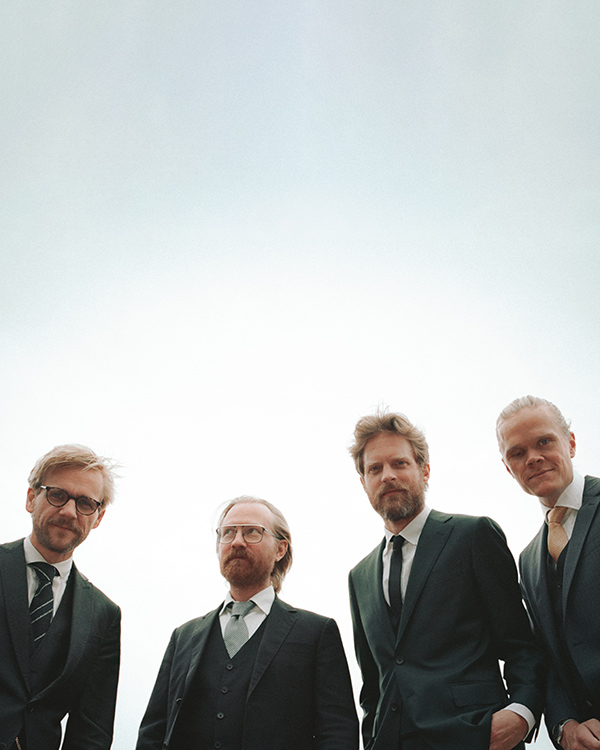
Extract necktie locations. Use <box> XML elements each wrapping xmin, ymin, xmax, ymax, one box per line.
<box><xmin>388</xmin><ymin>535</ymin><xmax>405</xmax><ymax>625</ymax></box>
<box><xmin>548</xmin><ymin>506</ymin><xmax>569</xmax><ymax>562</ymax></box>
<box><xmin>224</xmin><ymin>600</ymin><xmax>255</xmax><ymax>657</ymax></box>
<box><xmin>29</xmin><ymin>562</ymin><xmax>58</xmax><ymax>644</ymax></box>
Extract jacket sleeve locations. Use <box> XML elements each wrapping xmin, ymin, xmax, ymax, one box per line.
<box><xmin>313</xmin><ymin>617</ymin><xmax>359</xmax><ymax>750</ymax></box>
<box><xmin>62</xmin><ymin>604</ymin><xmax>121</xmax><ymax>750</ymax></box>
<box><xmin>135</xmin><ymin>632</ymin><xmax>178</xmax><ymax>750</ymax></box>
<box><xmin>348</xmin><ymin>572</ymin><xmax>379</xmax><ymax>750</ymax></box>
<box><xmin>473</xmin><ymin>517</ymin><xmax>545</xmax><ymax>726</ymax></box>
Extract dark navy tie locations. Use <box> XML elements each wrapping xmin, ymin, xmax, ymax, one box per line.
<box><xmin>29</xmin><ymin>562</ymin><xmax>58</xmax><ymax>644</ymax></box>
<box><xmin>388</xmin><ymin>535</ymin><xmax>405</xmax><ymax>625</ymax></box>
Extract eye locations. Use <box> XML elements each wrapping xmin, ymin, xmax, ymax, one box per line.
<box><xmin>367</xmin><ymin>465</ymin><xmax>381</xmax><ymax>474</ymax></box>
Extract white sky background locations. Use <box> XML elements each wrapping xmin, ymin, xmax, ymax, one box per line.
<box><xmin>2</xmin><ymin>2</ymin><xmax>600</xmax><ymax>748</ymax></box>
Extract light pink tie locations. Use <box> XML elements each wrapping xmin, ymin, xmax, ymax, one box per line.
<box><xmin>547</xmin><ymin>506</ymin><xmax>569</xmax><ymax>562</ymax></box>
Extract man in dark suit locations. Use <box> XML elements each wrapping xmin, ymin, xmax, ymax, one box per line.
<box><xmin>0</xmin><ymin>444</ymin><xmax>121</xmax><ymax>750</ymax></box>
<box><xmin>497</xmin><ymin>395</ymin><xmax>600</xmax><ymax>750</ymax></box>
<box><xmin>136</xmin><ymin>495</ymin><xmax>358</xmax><ymax>750</ymax></box>
<box><xmin>348</xmin><ymin>410</ymin><xmax>543</xmax><ymax>750</ymax></box>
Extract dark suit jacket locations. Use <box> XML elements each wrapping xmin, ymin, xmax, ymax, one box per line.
<box><xmin>135</xmin><ymin>596</ymin><xmax>359</xmax><ymax>750</ymax></box>
<box><xmin>349</xmin><ymin>511</ymin><xmax>544</xmax><ymax>750</ymax></box>
<box><xmin>0</xmin><ymin>539</ymin><xmax>121</xmax><ymax>750</ymax></box>
<box><xmin>519</xmin><ymin>475</ymin><xmax>600</xmax><ymax>739</ymax></box>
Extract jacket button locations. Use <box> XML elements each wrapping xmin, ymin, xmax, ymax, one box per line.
<box><xmin>226</xmin><ymin>663</ymin><xmax>233</xmax><ymax>670</ymax></box>
<box><xmin>391</xmin><ymin>703</ymin><xmax>399</xmax><ymax>712</ymax></box>
<box><xmin>176</xmin><ymin>697</ymin><xmax>183</xmax><ymax>705</ymax></box>
<box><xmin>395</xmin><ymin>656</ymin><xmax>404</xmax><ymax>665</ymax></box>
<box><xmin>217</xmin><ymin>712</ymin><xmax>225</xmax><ymax>719</ymax></box>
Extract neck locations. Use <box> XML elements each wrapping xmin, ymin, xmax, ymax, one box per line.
<box><xmin>30</xmin><ymin>534</ymin><xmax>73</xmax><ymax>564</ymax></box>
<box><xmin>229</xmin><ymin>581</ymin><xmax>271</xmax><ymax>602</ymax></box>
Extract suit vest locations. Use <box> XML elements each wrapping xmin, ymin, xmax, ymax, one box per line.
<box><xmin>170</xmin><ymin>615</ymin><xmax>267</xmax><ymax>749</ymax></box>
<box><xmin>29</xmin><ymin>570</ymin><xmax>74</xmax><ymax>696</ymax></box>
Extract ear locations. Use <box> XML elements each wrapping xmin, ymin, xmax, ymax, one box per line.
<box><xmin>569</xmin><ymin>432</ymin><xmax>576</xmax><ymax>458</ymax></box>
<box><xmin>92</xmin><ymin>508</ymin><xmax>106</xmax><ymax>530</ymax></box>
<box><xmin>275</xmin><ymin>539</ymin><xmax>287</xmax><ymax>562</ymax></box>
<box><xmin>422</xmin><ymin>464</ymin><xmax>431</xmax><ymax>484</ymax></box>
<box><xmin>26</xmin><ymin>487</ymin><xmax>37</xmax><ymax>514</ymax></box>
<box><xmin>360</xmin><ymin>474</ymin><xmax>365</xmax><ymax>490</ymax></box>
<box><xmin>502</xmin><ymin>458</ymin><xmax>514</xmax><ymax>478</ymax></box>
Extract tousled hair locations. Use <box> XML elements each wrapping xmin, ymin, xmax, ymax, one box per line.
<box><xmin>28</xmin><ymin>444</ymin><xmax>119</xmax><ymax>507</ymax></box>
<box><xmin>217</xmin><ymin>495</ymin><xmax>293</xmax><ymax>593</ymax></box>
<box><xmin>349</xmin><ymin>409</ymin><xmax>429</xmax><ymax>475</ymax></box>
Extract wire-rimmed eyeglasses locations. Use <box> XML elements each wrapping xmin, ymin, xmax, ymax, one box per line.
<box><xmin>40</xmin><ymin>485</ymin><xmax>103</xmax><ymax>516</ymax></box>
<box><xmin>216</xmin><ymin>525</ymin><xmax>281</xmax><ymax>545</ymax></box>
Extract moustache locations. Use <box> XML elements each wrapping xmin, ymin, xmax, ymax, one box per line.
<box><xmin>48</xmin><ymin>519</ymin><xmax>79</xmax><ymax>533</ymax></box>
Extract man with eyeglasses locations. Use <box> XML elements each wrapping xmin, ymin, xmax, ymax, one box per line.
<box><xmin>136</xmin><ymin>495</ymin><xmax>358</xmax><ymax>750</ymax></box>
<box><xmin>0</xmin><ymin>444</ymin><xmax>121</xmax><ymax>750</ymax></box>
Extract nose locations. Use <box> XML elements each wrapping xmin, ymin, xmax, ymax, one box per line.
<box><xmin>231</xmin><ymin>528</ymin><xmax>247</xmax><ymax>547</ymax></box>
<box><xmin>58</xmin><ymin>498</ymin><xmax>79</xmax><ymax>519</ymax></box>
<box><xmin>525</xmin><ymin>450</ymin><xmax>543</xmax><ymax>466</ymax></box>
<box><xmin>382</xmin><ymin>463</ymin><xmax>397</xmax><ymax>482</ymax></box>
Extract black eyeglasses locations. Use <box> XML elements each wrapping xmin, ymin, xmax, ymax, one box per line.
<box><xmin>216</xmin><ymin>525</ymin><xmax>281</xmax><ymax>545</ymax></box>
<box><xmin>40</xmin><ymin>486</ymin><xmax>103</xmax><ymax>516</ymax></box>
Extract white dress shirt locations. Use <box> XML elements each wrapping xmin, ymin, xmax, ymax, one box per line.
<box><xmin>219</xmin><ymin>584</ymin><xmax>275</xmax><ymax>639</ymax></box>
<box><xmin>24</xmin><ymin>535</ymin><xmax>73</xmax><ymax>616</ymax></box>
<box><xmin>540</xmin><ymin>470</ymin><xmax>585</xmax><ymax>540</ymax></box>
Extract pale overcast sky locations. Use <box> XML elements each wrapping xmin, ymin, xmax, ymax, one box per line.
<box><xmin>2</xmin><ymin>3</ymin><xmax>599</xmax><ymax>748</ymax></box>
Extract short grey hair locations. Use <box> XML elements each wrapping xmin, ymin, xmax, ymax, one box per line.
<box><xmin>496</xmin><ymin>396</ymin><xmax>572</xmax><ymax>444</ymax></box>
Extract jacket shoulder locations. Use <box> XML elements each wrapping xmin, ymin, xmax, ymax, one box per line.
<box><xmin>349</xmin><ymin>541</ymin><xmax>383</xmax><ymax>578</ymax></box>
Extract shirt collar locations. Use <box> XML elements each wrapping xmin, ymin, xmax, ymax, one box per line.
<box><xmin>384</xmin><ymin>505</ymin><xmax>432</xmax><ymax>547</ymax></box>
<box><xmin>24</xmin><ymin>535</ymin><xmax>73</xmax><ymax>579</ymax></box>
<box><xmin>221</xmin><ymin>584</ymin><xmax>275</xmax><ymax>616</ymax></box>
<box><xmin>540</xmin><ymin>470</ymin><xmax>585</xmax><ymax>521</ymax></box>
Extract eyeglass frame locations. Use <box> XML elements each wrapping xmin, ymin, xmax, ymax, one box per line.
<box><xmin>40</xmin><ymin>485</ymin><xmax>103</xmax><ymax>516</ymax></box>
<box><xmin>216</xmin><ymin>524</ymin><xmax>283</xmax><ymax>545</ymax></box>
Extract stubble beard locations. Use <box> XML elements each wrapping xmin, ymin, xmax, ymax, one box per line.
<box><xmin>32</xmin><ymin>515</ymin><xmax>85</xmax><ymax>556</ymax></box>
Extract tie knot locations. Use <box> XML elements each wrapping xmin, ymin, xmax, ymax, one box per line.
<box><xmin>392</xmin><ymin>535</ymin><xmax>405</xmax><ymax>551</ymax></box>
<box><xmin>230</xmin><ymin>600</ymin><xmax>255</xmax><ymax>618</ymax></box>
<box><xmin>548</xmin><ymin>506</ymin><xmax>568</xmax><ymax>525</ymax></box>
<box><xmin>30</xmin><ymin>562</ymin><xmax>58</xmax><ymax>583</ymax></box>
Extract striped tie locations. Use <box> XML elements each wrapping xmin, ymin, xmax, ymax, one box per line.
<box><xmin>29</xmin><ymin>562</ymin><xmax>58</xmax><ymax>645</ymax></box>
<box><xmin>223</xmin><ymin>601</ymin><xmax>255</xmax><ymax>657</ymax></box>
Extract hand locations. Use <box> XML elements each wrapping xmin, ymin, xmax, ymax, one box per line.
<box><xmin>560</xmin><ymin>719</ymin><xmax>600</xmax><ymax>750</ymax></box>
<box><xmin>489</xmin><ymin>709</ymin><xmax>528</xmax><ymax>750</ymax></box>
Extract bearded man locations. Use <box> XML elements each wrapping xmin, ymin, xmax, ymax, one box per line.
<box><xmin>136</xmin><ymin>496</ymin><xmax>358</xmax><ymax>750</ymax></box>
<box><xmin>348</xmin><ymin>410</ymin><xmax>543</xmax><ymax>750</ymax></box>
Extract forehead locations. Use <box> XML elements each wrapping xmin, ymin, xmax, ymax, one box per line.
<box><xmin>363</xmin><ymin>432</ymin><xmax>416</xmax><ymax>463</ymax></box>
<box><xmin>43</xmin><ymin>466</ymin><xmax>104</xmax><ymax>497</ymax></box>
<box><xmin>499</xmin><ymin>406</ymin><xmax>562</xmax><ymax>446</ymax></box>
<box><xmin>222</xmin><ymin>502</ymin><xmax>274</xmax><ymax>528</ymax></box>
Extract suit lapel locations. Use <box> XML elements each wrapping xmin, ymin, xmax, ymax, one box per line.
<box><xmin>398</xmin><ymin>511</ymin><xmax>452</xmax><ymax>640</ymax></box>
<box><xmin>563</xmin><ymin>478</ymin><xmax>600</xmax><ymax>608</ymax></box>
<box><xmin>248</xmin><ymin>598</ymin><xmax>296</xmax><ymax>697</ymax></box>
<box><xmin>0</xmin><ymin>540</ymin><xmax>32</xmax><ymax>687</ymax></box>
<box><xmin>181</xmin><ymin>609</ymin><xmax>220</xmax><ymax>696</ymax></box>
